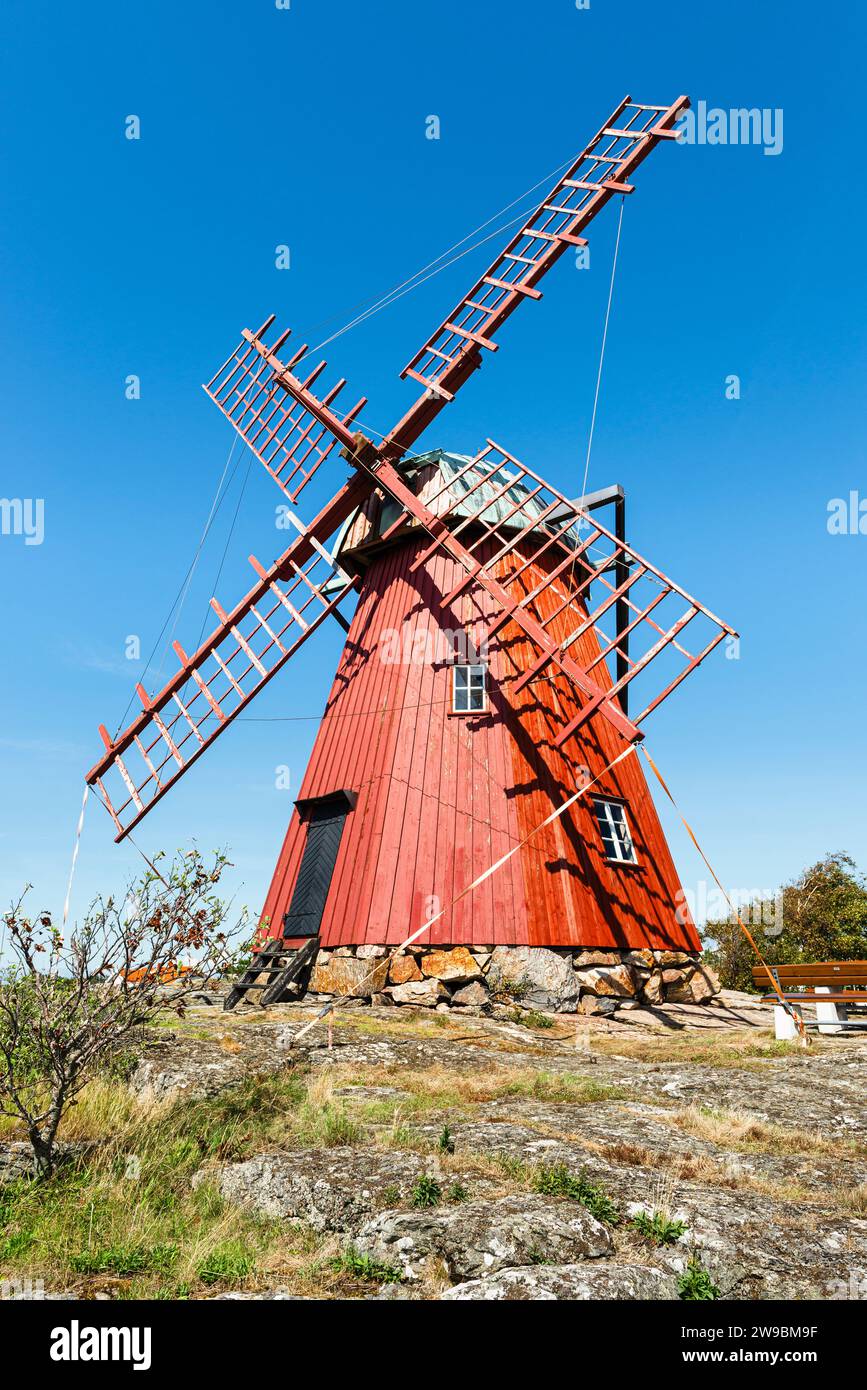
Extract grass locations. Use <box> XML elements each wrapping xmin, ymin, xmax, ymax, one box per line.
<box><xmin>339</xmin><ymin>1062</ymin><xmax>627</xmax><ymax>1118</ymax></box>
<box><xmin>589</xmin><ymin>1031</ymin><xmax>807</xmax><ymax>1068</ymax></box>
<box><xmin>197</xmin><ymin>1241</ymin><xmax>256</xmax><ymax>1286</ymax></box>
<box><xmin>507</xmin><ymin>1008</ymin><xmax>555</xmax><ymax>1030</ymax></box>
<box><xmin>330</xmin><ymin>1247</ymin><xmax>403</xmax><ymax>1284</ymax></box>
<box><xmin>661</xmin><ymin>1103</ymin><xmax>867</xmax><ymax>1160</ymax></box>
<box><xmin>0</xmin><ymin>1068</ymin><xmax>382</xmax><ymax>1299</ymax></box>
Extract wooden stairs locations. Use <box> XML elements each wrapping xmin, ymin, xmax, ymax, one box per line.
<box><xmin>223</xmin><ymin>935</ymin><xmax>319</xmax><ymax>1012</ymax></box>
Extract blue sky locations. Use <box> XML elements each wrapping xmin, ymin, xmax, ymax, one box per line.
<box><xmin>1</xmin><ymin>0</ymin><xmax>864</xmax><ymax>931</ymax></box>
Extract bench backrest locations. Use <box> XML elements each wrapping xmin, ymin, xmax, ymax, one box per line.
<box><xmin>751</xmin><ymin>961</ymin><xmax>867</xmax><ymax>988</ymax></box>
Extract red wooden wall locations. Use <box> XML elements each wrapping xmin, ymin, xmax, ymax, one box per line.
<box><xmin>261</xmin><ymin>531</ymin><xmax>699</xmax><ymax>952</ymax></box>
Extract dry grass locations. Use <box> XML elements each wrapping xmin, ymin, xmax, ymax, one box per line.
<box><xmin>661</xmin><ymin>1103</ymin><xmax>867</xmax><ymax>1160</ymax></box>
<box><xmin>0</xmin><ymin>1068</ymin><xmax>382</xmax><ymax>1299</ymax></box>
<box><xmin>589</xmin><ymin>1030</ymin><xmax>805</xmax><ymax>1068</ymax></box>
<box><xmin>333</xmin><ymin>1061</ymin><xmax>626</xmax><ymax>1114</ymax></box>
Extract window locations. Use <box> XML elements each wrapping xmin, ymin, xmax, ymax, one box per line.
<box><xmin>592</xmin><ymin>798</ymin><xmax>637</xmax><ymax>864</ymax></box>
<box><xmin>452</xmin><ymin>664</ymin><xmax>487</xmax><ymax>713</ymax></box>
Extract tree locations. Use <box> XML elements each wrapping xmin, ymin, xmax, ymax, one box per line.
<box><xmin>0</xmin><ymin>849</ymin><xmax>247</xmax><ymax>1177</ymax></box>
<box><xmin>702</xmin><ymin>853</ymin><xmax>867</xmax><ymax>992</ymax></box>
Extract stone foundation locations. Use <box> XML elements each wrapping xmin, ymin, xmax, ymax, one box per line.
<box><xmin>303</xmin><ymin>944</ymin><xmax>721</xmax><ymax>1016</ymax></box>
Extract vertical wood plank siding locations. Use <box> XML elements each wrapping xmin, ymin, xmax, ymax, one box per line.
<box><xmin>260</xmin><ymin>533</ymin><xmax>699</xmax><ymax>951</ymax></box>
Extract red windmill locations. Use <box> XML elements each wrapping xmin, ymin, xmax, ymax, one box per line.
<box><xmin>86</xmin><ymin>95</ymin><xmax>735</xmax><ymax>1010</ymax></box>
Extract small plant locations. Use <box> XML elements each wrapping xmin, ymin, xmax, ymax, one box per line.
<box><xmin>438</xmin><ymin>1124</ymin><xmax>455</xmax><ymax>1154</ymax></box>
<box><xmin>630</xmin><ymin>1208</ymin><xmax>687</xmax><ymax>1246</ymax></box>
<box><xmin>492</xmin><ymin>977</ymin><xmax>529</xmax><ymax>1004</ymax></box>
<box><xmin>497</xmin><ymin>1155</ymin><xmax>529</xmax><ymax>1181</ymax></box>
<box><xmin>447</xmin><ymin>1182</ymin><xmax>469</xmax><ymax>1203</ymax></box>
<box><xmin>533</xmin><ymin>1163</ymin><xmax>621</xmax><ymax>1225</ymax></box>
<box><xmin>380</xmin><ymin>1184</ymin><xmax>400</xmax><ymax>1206</ymax></box>
<box><xmin>508</xmin><ymin>1008</ymin><xmax>554</xmax><ymax>1030</ymax></box>
<box><xmin>331</xmin><ymin>1246</ymin><xmax>403</xmax><ymax>1284</ymax></box>
<box><xmin>678</xmin><ymin>1259</ymin><xmax>720</xmax><ymax>1300</ymax></box>
<box><xmin>197</xmin><ymin>1241</ymin><xmax>255</xmax><ymax>1285</ymax></box>
<box><xmin>410</xmin><ymin>1174</ymin><xmax>442</xmax><ymax>1209</ymax></box>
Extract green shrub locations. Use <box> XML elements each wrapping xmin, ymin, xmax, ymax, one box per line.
<box><xmin>631</xmin><ymin>1208</ymin><xmax>687</xmax><ymax>1246</ymax></box>
<box><xmin>410</xmin><ymin>1174</ymin><xmax>442</xmax><ymax>1209</ymax></box>
<box><xmin>679</xmin><ymin>1259</ymin><xmax>720</xmax><ymax>1300</ymax></box>
<box><xmin>533</xmin><ymin>1163</ymin><xmax>621</xmax><ymax>1225</ymax></box>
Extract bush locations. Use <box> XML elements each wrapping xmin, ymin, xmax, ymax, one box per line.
<box><xmin>533</xmin><ymin>1163</ymin><xmax>621</xmax><ymax>1225</ymax></box>
<box><xmin>0</xmin><ymin>850</ymin><xmax>247</xmax><ymax>1176</ymax></box>
<box><xmin>679</xmin><ymin>1259</ymin><xmax>720</xmax><ymax>1300</ymax></box>
<box><xmin>410</xmin><ymin>1174</ymin><xmax>442</xmax><ymax>1208</ymax></box>
<box><xmin>702</xmin><ymin>853</ymin><xmax>867</xmax><ymax>992</ymax></box>
<box><xmin>630</xmin><ymin>1208</ymin><xmax>687</xmax><ymax>1245</ymax></box>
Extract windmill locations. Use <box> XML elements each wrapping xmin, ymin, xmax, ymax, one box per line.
<box><xmin>86</xmin><ymin>94</ymin><xmax>735</xmax><ymax>1010</ymax></box>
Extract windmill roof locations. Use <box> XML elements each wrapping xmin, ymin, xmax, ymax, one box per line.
<box><xmin>332</xmin><ymin>447</ymin><xmax>581</xmax><ymax>569</ymax></box>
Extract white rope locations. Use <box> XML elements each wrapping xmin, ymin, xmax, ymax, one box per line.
<box><xmin>62</xmin><ymin>784</ymin><xmax>90</xmax><ymax>929</ymax></box>
<box><xmin>155</xmin><ymin>433</ymin><xmax>240</xmax><ymax>682</ymax></box>
<box><xmin>297</xmin><ymin>152</ymin><xmax>585</xmax><ymax>367</ymax></box>
<box><xmin>579</xmin><ymin>195</ymin><xmax>625</xmax><ymax>504</ymax></box>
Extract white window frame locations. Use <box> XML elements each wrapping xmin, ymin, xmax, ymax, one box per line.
<box><xmin>452</xmin><ymin>663</ymin><xmax>487</xmax><ymax>714</ymax></box>
<box><xmin>592</xmin><ymin>797</ymin><xmax>638</xmax><ymax>865</ymax></box>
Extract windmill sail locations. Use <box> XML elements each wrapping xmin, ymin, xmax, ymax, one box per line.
<box><xmin>367</xmin><ymin>441</ymin><xmax>735</xmax><ymax>750</ymax></box>
<box><xmin>396</xmin><ymin>96</ymin><xmax>687</xmax><ymax>406</ymax></box>
<box><xmin>86</xmin><ymin>477</ymin><xmax>369</xmax><ymax>841</ymax></box>
<box><xmin>204</xmin><ymin>316</ymin><xmax>369</xmax><ymax>503</ymax></box>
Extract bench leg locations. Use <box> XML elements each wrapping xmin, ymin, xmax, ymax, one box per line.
<box><xmin>774</xmin><ymin>1003</ymin><xmax>803</xmax><ymax>1040</ymax></box>
<box><xmin>815</xmin><ymin>985</ymin><xmax>846</xmax><ymax>1035</ymax></box>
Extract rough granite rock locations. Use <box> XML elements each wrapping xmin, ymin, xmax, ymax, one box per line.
<box><xmin>0</xmin><ymin>1139</ymin><xmax>92</xmax><ymax>1188</ymax></box>
<box><xmin>625</xmin><ymin>949</ymin><xmax>656</xmax><ymax>969</ymax></box>
<box><xmin>573</xmin><ymin>949</ymin><xmax>620</xmax><ymax>968</ymax></box>
<box><xmin>664</xmin><ymin>971</ymin><xmax>698</xmax><ymax>1003</ymax></box>
<box><xmin>639</xmin><ymin>973</ymin><xmax>664</xmax><ymax>1005</ymax></box>
<box><xmin>450</xmin><ymin>981</ymin><xmax>490</xmax><ymax>1008</ymax></box>
<box><xmin>486</xmin><ymin>946</ymin><xmax>579</xmax><ymax>1012</ymax></box>
<box><xmin>420</xmin><ymin>947</ymin><xmax>481</xmax><ymax>983</ymax></box>
<box><xmin>656</xmin><ymin>950</ymin><xmax>693</xmax><ymax>967</ymax></box>
<box><xmin>688</xmin><ymin>963</ymin><xmax>721</xmax><ymax>1002</ymax></box>
<box><xmin>352</xmin><ymin>1194</ymin><xmax>611</xmax><ymax>1281</ymax></box>
<box><xmin>0</xmin><ymin>1141</ymin><xmax>40</xmax><ymax>1186</ymax></box>
<box><xmin>388</xmin><ymin>955</ymin><xmax>423</xmax><ymax>985</ymax></box>
<box><xmin>308</xmin><ymin>956</ymin><xmax>389</xmax><ymax>997</ymax></box>
<box><xmin>578</xmin><ymin>994</ymin><xmax>619</xmax><ymax>1016</ymax></box>
<box><xmin>389</xmin><ymin>979</ymin><xmax>449</xmax><ymax>1006</ymax></box>
<box><xmin>574</xmin><ymin>964</ymin><xmax>639</xmax><ymax>998</ymax></box>
<box><xmin>441</xmin><ymin>1262</ymin><xmax>680</xmax><ymax>1300</ymax></box>
<box><xmin>199</xmin><ymin>1150</ymin><xmax>426</xmax><ymax>1233</ymax></box>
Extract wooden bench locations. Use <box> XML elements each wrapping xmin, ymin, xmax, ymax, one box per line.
<box><xmin>752</xmin><ymin>962</ymin><xmax>867</xmax><ymax>1036</ymax></box>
